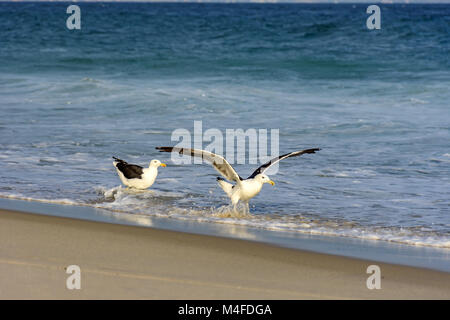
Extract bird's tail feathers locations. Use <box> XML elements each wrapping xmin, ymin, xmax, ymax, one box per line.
<box><xmin>112</xmin><ymin>156</ymin><xmax>127</xmax><ymax>168</ymax></box>
<box><xmin>217</xmin><ymin>177</ymin><xmax>233</xmax><ymax>198</ymax></box>
<box><xmin>112</xmin><ymin>156</ymin><xmax>126</xmax><ymax>163</ymax></box>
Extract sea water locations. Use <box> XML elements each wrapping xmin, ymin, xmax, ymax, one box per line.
<box><xmin>0</xmin><ymin>3</ymin><xmax>449</xmax><ymax>249</ymax></box>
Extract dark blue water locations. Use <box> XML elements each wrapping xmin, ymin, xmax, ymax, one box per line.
<box><xmin>0</xmin><ymin>3</ymin><xmax>449</xmax><ymax>248</ymax></box>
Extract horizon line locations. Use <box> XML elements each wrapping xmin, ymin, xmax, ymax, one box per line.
<box><xmin>2</xmin><ymin>0</ymin><xmax>450</xmax><ymax>4</ymax></box>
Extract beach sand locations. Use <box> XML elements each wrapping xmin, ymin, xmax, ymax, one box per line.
<box><xmin>0</xmin><ymin>208</ymin><xmax>449</xmax><ymax>299</ymax></box>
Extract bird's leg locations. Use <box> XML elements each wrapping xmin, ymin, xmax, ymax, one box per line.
<box><xmin>231</xmin><ymin>198</ymin><xmax>239</xmax><ymax>214</ymax></box>
<box><xmin>244</xmin><ymin>201</ymin><xmax>250</xmax><ymax>215</ymax></box>
<box><xmin>232</xmin><ymin>203</ymin><xmax>237</xmax><ymax>214</ymax></box>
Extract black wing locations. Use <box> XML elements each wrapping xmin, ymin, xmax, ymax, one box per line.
<box><xmin>247</xmin><ymin>148</ymin><xmax>320</xmax><ymax>179</ymax></box>
<box><xmin>113</xmin><ymin>157</ymin><xmax>144</xmax><ymax>179</ymax></box>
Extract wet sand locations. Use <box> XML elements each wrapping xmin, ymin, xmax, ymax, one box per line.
<box><xmin>0</xmin><ymin>209</ymin><xmax>449</xmax><ymax>299</ymax></box>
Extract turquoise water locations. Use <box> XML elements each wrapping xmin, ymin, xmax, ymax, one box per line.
<box><xmin>0</xmin><ymin>3</ymin><xmax>449</xmax><ymax>248</ymax></box>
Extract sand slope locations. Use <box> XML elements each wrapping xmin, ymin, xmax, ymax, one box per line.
<box><xmin>0</xmin><ymin>209</ymin><xmax>449</xmax><ymax>299</ymax></box>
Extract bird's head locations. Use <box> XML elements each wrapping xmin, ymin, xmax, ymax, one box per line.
<box><xmin>149</xmin><ymin>159</ymin><xmax>166</xmax><ymax>168</ymax></box>
<box><xmin>255</xmin><ymin>174</ymin><xmax>275</xmax><ymax>186</ymax></box>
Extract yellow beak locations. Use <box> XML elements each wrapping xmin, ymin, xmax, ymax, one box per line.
<box><xmin>160</xmin><ymin>163</ymin><xmax>167</xmax><ymax>167</ymax></box>
<box><xmin>268</xmin><ymin>180</ymin><xmax>275</xmax><ymax>186</ymax></box>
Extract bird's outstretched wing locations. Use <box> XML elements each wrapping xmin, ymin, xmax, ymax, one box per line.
<box><xmin>247</xmin><ymin>148</ymin><xmax>320</xmax><ymax>179</ymax></box>
<box><xmin>112</xmin><ymin>157</ymin><xmax>144</xmax><ymax>179</ymax></box>
<box><xmin>156</xmin><ymin>147</ymin><xmax>243</xmax><ymax>182</ymax></box>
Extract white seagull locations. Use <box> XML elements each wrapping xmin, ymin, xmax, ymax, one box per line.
<box><xmin>156</xmin><ymin>147</ymin><xmax>320</xmax><ymax>208</ymax></box>
<box><xmin>113</xmin><ymin>156</ymin><xmax>166</xmax><ymax>189</ymax></box>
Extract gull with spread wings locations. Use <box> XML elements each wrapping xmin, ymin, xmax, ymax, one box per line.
<box><xmin>156</xmin><ymin>147</ymin><xmax>320</xmax><ymax>208</ymax></box>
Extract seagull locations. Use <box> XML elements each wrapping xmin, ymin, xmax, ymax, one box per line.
<box><xmin>155</xmin><ymin>147</ymin><xmax>320</xmax><ymax>208</ymax></box>
<box><xmin>112</xmin><ymin>157</ymin><xmax>166</xmax><ymax>190</ymax></box>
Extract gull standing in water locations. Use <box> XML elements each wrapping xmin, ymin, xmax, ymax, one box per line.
<box><xmin>113</xmin><ymin>157</ymin><xmax>166</xmax><ymax>189</ymax></box>
<box><xmin>155</xmin><ymin>147</ymin><xmax>320</xmax><ymax>209</ymax></box>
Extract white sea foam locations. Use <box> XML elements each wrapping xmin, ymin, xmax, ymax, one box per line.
<box><xmin>0</xmin><ymin>193</ymin><xmax>78</xmax><ymax>206</ymax></box>
<box><xmin>409</xmin><ymin>98</ymin><xmax>428</xmax><ymax>104</ymax></box>
<box><xmin>1</xmin><ymin>192</ymin><xmax>449</xmax><ymax>249</ymax></box>
<box><xmin>317</xmin><ymin>168</ymin><xmax>376</xmax><ymax>178</ymax></box>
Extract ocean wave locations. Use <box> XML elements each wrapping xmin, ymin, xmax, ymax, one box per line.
<box><xmin>1</xmin><ymin>191</ymin><xmax>449</xmax><ymax>250</ymax></box>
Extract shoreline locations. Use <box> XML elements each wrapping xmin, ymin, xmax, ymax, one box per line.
<box><xmin>0</xmin><ymin>196</ymin><xmax>449</xmax><ymax>273</ymax></box>
<box><xmin>1</xmin><ymin>208</ymin><xmax>450</xmax><ymax>299</ymax></box>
